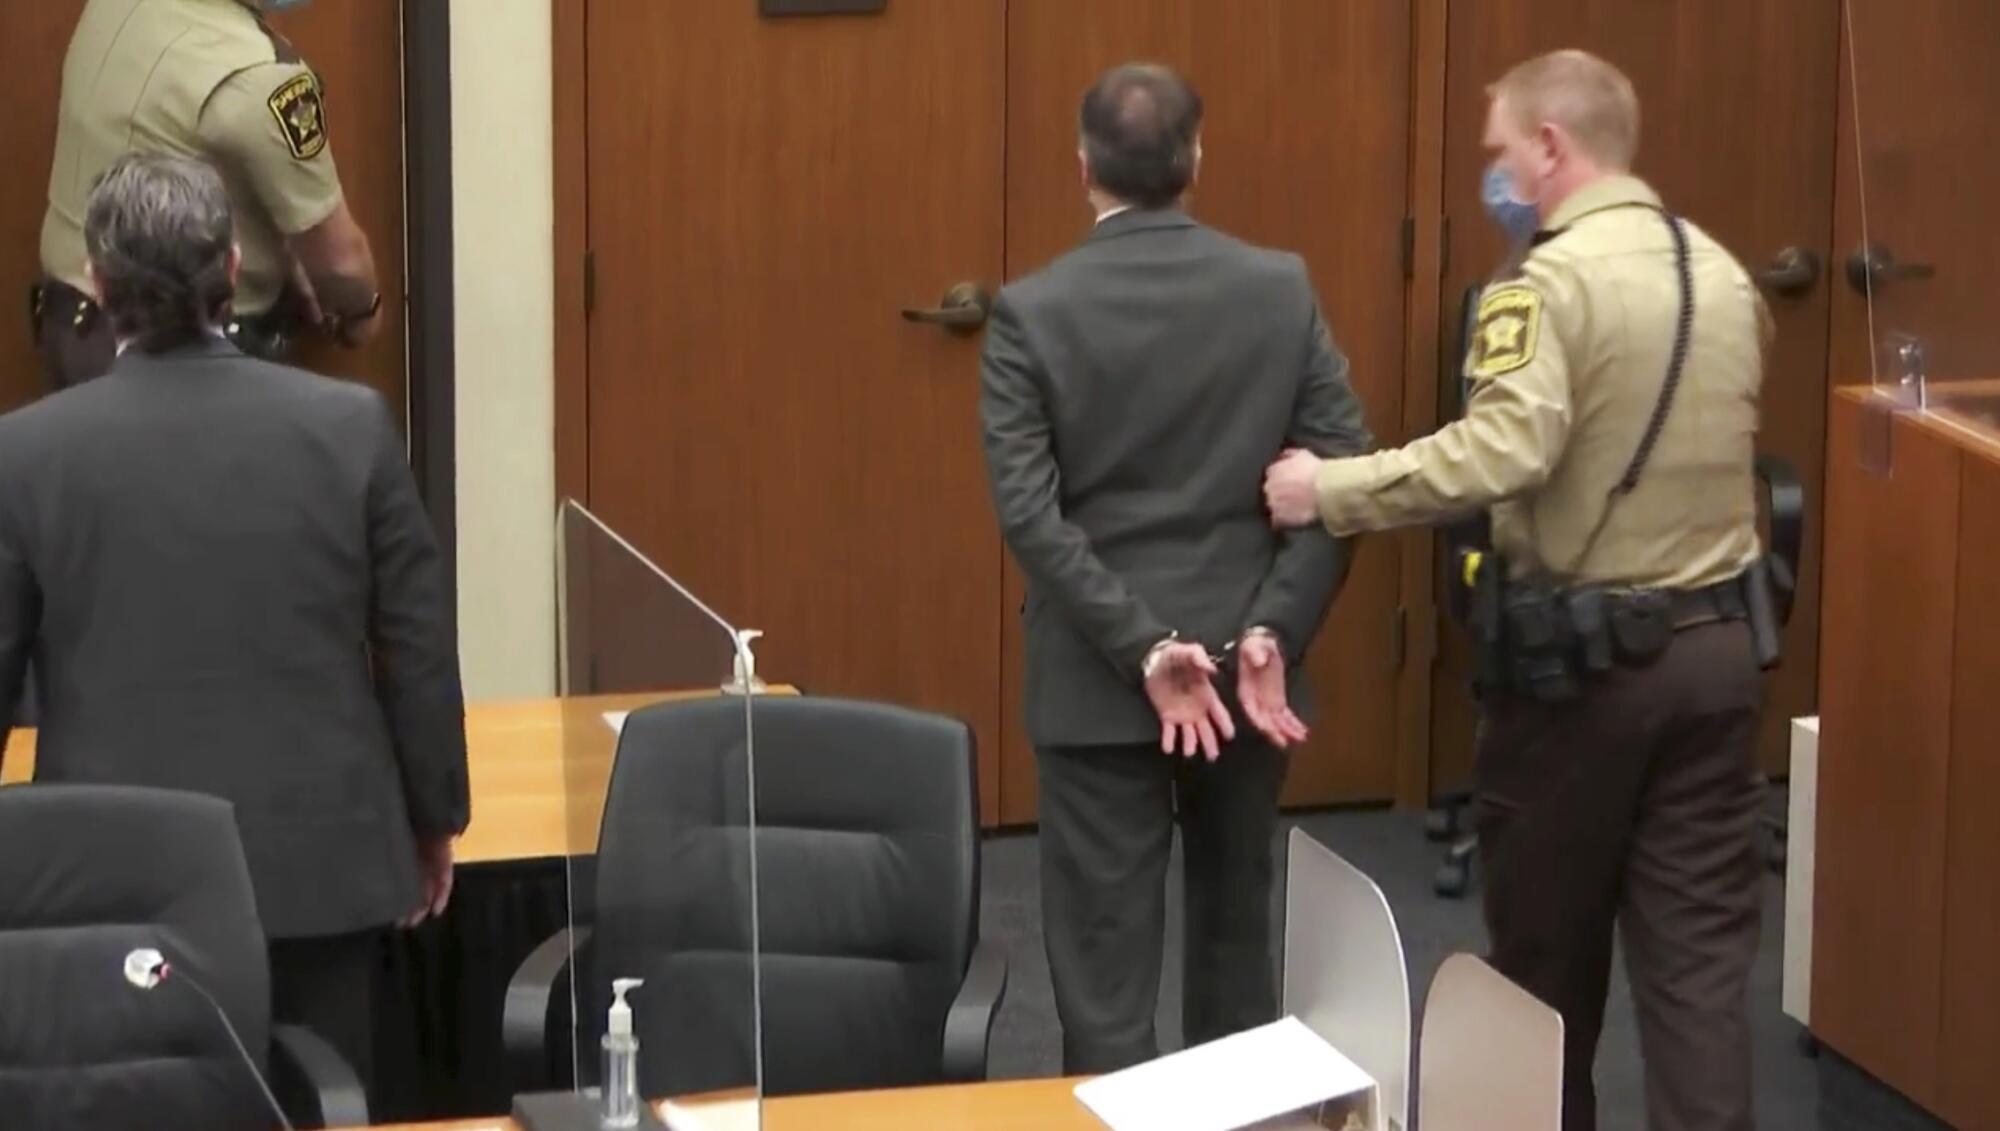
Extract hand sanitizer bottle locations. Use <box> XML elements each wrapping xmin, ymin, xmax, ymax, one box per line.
<box><xmin>601</xmin><ymin>977</ymin><xmax>644</xmax><ymax>1128</ymax></box>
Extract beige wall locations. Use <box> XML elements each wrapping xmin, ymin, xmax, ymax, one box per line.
<box><xmin>450</xmin><ymin>0</ymin><xmax>556</xmax><ymax>700</ymax></box>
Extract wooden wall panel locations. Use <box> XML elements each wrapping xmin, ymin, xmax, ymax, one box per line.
<box><xmin>1939</xmin><ymin>443</ymin><xmax>2000</xmax><ymax>1129</ymax></box>
<box><xmin>1812</xmin><ymin>392</ymin><xmax>1958</xmax><ymax>1108</ymax></box>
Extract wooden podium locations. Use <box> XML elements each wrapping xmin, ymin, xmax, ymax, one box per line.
<box><xmin>1813</xmin><ymin>386</ymin><xmax>2000</xmax><ymax>1128</ymax></box>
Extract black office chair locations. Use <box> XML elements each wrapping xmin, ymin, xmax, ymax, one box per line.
<box><xmin>13</xmin><ymin>665</ymin><xmax>36</xmax><ymax>727</ymax></box>
<box><xmin>0</xmin><ymin>784</ymin><xmax>368</xmax><ymax>1130</ymax></box>
<box><xmin>506</xmin><ymin>696</ymin><xmax>1006</xmax><ymax>1098</ymax></box>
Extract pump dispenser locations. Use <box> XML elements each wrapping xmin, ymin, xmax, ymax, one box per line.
<box><xmin>602</xmin><ymin>977</ymin><xmax>644</xmax><ymax>1127</ymax></box>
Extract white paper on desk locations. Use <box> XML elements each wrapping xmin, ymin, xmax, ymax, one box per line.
<box><xmin>603</xmin><ymin>710</ymin><xmax>629</xmax><ymax>735</ymax></box>
<box><xmin>1074</xmin><ymin>1016</ymin><xmax>1373</xmax><ymax>1131</ymax></box>
<box><xmin>658</xmin><ymin>1096</ymin><xmax>758</xmax><ymax>1131</ymax></box>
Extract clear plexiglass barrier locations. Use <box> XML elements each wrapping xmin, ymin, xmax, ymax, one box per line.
<box><xmin>1845</xmin><ymin>2</ymin><xmax>2000</xmax><ymax>442</ymax></box>
<box><xmin>544</xmin><ymin>499</ymin><xmax>762</xmax><ymax>1130</ymax></box>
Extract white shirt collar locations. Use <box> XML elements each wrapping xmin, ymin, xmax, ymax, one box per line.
<box><xmin>1094</xmin><ymin>203</ymin><xmax>1134</xmax><ymax>226</ymax></box>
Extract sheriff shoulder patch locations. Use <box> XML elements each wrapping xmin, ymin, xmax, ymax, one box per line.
<box><xmin>1468</xmin><ymin>283</ymin><xmax>1543</xmax><ymax>380</ymax></box>
<box><xmin>267</xmin><ymin>72</ymin><xmax>328</xmax><ymax>161</ymax></box>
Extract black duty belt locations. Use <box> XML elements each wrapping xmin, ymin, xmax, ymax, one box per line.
<box><xmin>1664</xmin><ymin>577</ymin><xmax>1749</xmax><ymax>629</ymax></box>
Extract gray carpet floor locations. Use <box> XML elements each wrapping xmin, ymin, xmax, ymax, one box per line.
<box><xmin>976</xmin><ymin>807</ymin><xmax>1948</xmax><ymax>1130</ymax></box>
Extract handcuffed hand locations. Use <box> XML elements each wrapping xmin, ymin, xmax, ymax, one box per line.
<box><xmin>1143</xmin><ymin>641</ymin><xmax>1237</xmax><ymax>761</ymax></box>
<box><xmin>1236</xmin><ymin>631</ymin><xmax>1308</xmax><ymax>748</ymax></box>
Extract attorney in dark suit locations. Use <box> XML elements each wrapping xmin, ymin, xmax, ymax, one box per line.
<box><xmin>980</xmin><ymin>63</ymin><xmax>1373</xmax><ymax>1072</ymax></box>
<box><xmin>0</xmin><ymin>153</ymin><xmax>468</xmax><ymax>1091</ymax></box>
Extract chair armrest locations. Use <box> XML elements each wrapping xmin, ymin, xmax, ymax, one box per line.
<box><xmin>1754</xmin><ymin>452</ymin><xmax>1805</xmax><ymax>626</ymax></box>
<box><xmin>270</xmin><ymin>1023</ymin><xmax>369</xmax><ymax>1130</ymax></box>
<box><xmin>504</xmin><ymin>925</ymin><xmax>591</xmax><ymax>1090</ymax></box>
<box><xmin>941</xmin><ymin>939</ymin><xmax>1008</xmax><ymax>1082</ymax></box>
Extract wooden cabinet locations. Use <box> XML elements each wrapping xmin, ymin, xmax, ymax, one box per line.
<box><xmin>1814</xmin><ymin>386</ymin><xmax>2000</xmax><ymax>1128</ymax></box>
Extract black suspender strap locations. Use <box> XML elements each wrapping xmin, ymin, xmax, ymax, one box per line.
<box><xmin>1569</xmin><ymin>210</ymin><xmax>1695</xmax><ymax>575</ymax></box>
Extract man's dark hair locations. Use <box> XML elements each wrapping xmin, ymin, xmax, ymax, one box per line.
<box><xmin>1079</xmin><ymin>63</ymin><xmax>1204</xmax><ymax>210</ymax></box>
<box><xmin>84</xmin><ymin>153</ymin><xmax>236</xmax><ymax>351</ymax></box>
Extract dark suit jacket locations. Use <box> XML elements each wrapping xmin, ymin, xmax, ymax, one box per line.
<box><xmin>0</xmin><ymin>337</ymin><xmax>469</xmax><ymax>938</ymax></box>
<box><xmin>980</xmin><ymin>208</ymin><xmax>1374</xmax><ymax>748</ymax></box>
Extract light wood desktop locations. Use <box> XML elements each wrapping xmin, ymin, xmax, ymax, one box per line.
<box><xmin>1</xmin><ymin>689</ymin><xmax>793</xmax><ymax>863</ymax></box>
<box><xmin>357</xmin><ymin>1077</ymin><xmax>1098</xmax><ymax>1131</ymax></box>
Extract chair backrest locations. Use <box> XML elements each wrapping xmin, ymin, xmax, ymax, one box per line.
<box><xmin>0</xmin><ymin>784</ymin><xmax>271</xmax><ymax>1131</ymax></box>
<box><xmin>1282</xmin><ymin>828</ymin><xmax>1411</xmax><ymax>1130</ymax></box>
<box><xmin>591</xmin><ymin>696</ymin><xmax>979</xmax><ymax>1098</ymax></box>
<box><xmin>1418</xmin><ymin>954</ymin><xmax>1563</xmax><ymax>1131</ymax></box>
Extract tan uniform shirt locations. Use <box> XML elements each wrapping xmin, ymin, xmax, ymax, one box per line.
<box><xmin>39</xmin><ymin>0</ymin><xmax>344</xmax><ymax>317</ymax></box>
<box><xmin>1314</xmin><ymin>174</ymin><xmax>1770</xmax><ymax>589</ymax></box>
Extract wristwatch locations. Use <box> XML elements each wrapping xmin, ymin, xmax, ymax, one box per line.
<box><xmin>328</xmin><ymin>291</ymin><xmax>383</xmax><ymax>345</ymax></box>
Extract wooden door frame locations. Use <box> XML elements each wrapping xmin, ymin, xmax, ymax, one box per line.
<box><xmin>404</xmin><ymin>0</ymin><xmax>459</xmax><ymax>594</ymax></box>
<box><xmin>1395</xmin><ymin>0</ymin><xmax>1450</xmax><ymax>809</ymax></box>
<box><xmin>545</xmin><ymin>0</ymin><xmax>1458</xmax><ymax>809</ymax></box>
<box><xmin>553</xmin><ymin>0</ymin><xmax>589</xmax><ymax>506</ymax></box>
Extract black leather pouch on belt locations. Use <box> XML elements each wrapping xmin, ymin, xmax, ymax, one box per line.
<box><xmin>1504</xmin><ymin>580</ymin><xmax>1579</xmax><ymax>703</ymax></box>
<box><xmin>1564</xmin><ymin>586</ymin><xmax>1614</xmax><ymax>675</ymax></box>
<box><xmin>1606</xmin><ymin>589</ymin><xmax>1674</xmax><ymax>666</ymax></box>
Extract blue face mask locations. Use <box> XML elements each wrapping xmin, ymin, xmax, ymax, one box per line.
<box><xmin>1481</xmin><ymin>164</ymin><xmax>1540</xmax><ymax>244</ymax></box>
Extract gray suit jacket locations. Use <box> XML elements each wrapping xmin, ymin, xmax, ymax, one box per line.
<box><xmin>0</xmin><ymin>337</ymin><xmax>469</xmax><ymax>938</ymax></box>
<box><xmin>981</xmin><ymin>208</ymin><xmax>1374</xmax><ymax>748</ymax></box>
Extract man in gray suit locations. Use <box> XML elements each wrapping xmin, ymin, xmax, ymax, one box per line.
<box><xmin>0</xmin><ymin>153</ymin><xmax>467</xmax><ymax>1093</ymax></box>
<box><xmin>980</xmin><ymin>63</ymin><xmax>1373</xmax><ymax>1072</ymax></box>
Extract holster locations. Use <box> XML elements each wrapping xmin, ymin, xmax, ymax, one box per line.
<box><xmin>226</xmin><ymin>304</ymin><xmax>295</xmax><ymax>360</ymax></box>
<box><xmin>1743</xmin><ymin>558</ymin><xmax>1784</xmax><ymax>671</ymax></box>
<box><xmin>1464</xmin><ymin>549</ymin><xmax>1507</xmax><ymax>699</ymax></box>
<box><xmin>1502</xmin><ymin>577</ymin><xmax>1580</xmax><ymax>704</ymax></box>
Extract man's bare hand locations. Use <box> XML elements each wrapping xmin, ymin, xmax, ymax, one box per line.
<box><xmin>1263</xmin><ymin>448</ymin><xmax>1324</xmax><ymax>528</ymax></box>
<box><xmin>1144</xmin><ymin>642</ymin><xmax>1236</xmax><ymax>761</ymax></box>
<box><xmin>1236</xmin><ymin>632</ymin><xmax>1309</xmax><ymax>749</ymax></box>
<box><xmin>400</xmin><ymin>835</ymin><xmax>455</xmax><ymax>928</ymax></box>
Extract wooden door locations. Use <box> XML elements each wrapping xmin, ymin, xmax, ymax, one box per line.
<box><xmin>1430</xmin><ymin>2</ymin><xmax>1843</xmax><ymax>793</ymax></box>
<box><xmin>265</xmin><ymin>2</ymin><xmax>408</xmax><ymax>412</ymax></box>
<box><xmin>998</xmin><ymin>2</ymin><xmax>1413</xmax><ymax>821</ymax></box>
<box><xmin>1837</xmin><ymin>1</ymin><xmax>2000</xmax><ymax>382</ymax></box>
<box><xmin>581</xmin><ymin>1</ymin><xmax>1009</xmax><ymax>824</ymax></box>
<box><xmin>0</xmin><ymin>1</ymin><xmax>406</xmax><ymax>414</ymax></box>
<box><xmin>0</xmin><ymin>7</ymin><xmax>75</xmax><ymax>412</ymax></box>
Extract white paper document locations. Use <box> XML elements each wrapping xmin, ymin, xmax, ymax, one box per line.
<box><xmin>603</xmin><ymin>709</ymin><xmax>629</xmax><ymax>735</ymax></box>
<box><xmin>659</xmin><ymin>1096</ymin><xmax>759</xmax><ymax>1131</ymax></box>
<box><xmin>1074</xmin><ymin>1016</ymin><xmax>1375</xmax><ymax>1131</ymax></box>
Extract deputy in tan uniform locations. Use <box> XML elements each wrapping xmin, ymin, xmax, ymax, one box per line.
<box><xmin>1267</xmin><ymin>51</ymin><xmax>1772</xmax><ymax>1131</ymax></box>
<box><xmin>34</xmin><ymin>0</ymin><xmax>381</xmax><ymax>389</ymax></box>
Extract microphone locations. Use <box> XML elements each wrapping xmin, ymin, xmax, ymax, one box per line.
<box><xmin>123</xmin><ymin>947</ymin><xmax>295</xmax><ymax>1131</ymax></box>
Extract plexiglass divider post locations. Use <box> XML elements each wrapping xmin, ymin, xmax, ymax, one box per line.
<box><xmin>519</xmin><ymin>500</ymin><xmax>761</xmax><ymax>1131</ymax></box>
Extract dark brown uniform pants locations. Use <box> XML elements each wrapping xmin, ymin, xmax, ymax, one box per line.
<box><xmin>1476</xmin><ymin>621</ymin><xmax>1764</xmax><ymax>1131</ymax></box>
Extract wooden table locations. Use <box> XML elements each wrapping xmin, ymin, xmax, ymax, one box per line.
<box><xmin>356</xmin><ymin>1077</ymin><xmax>1099</xmax><ymax>1131</ymax></box>
<box><xmin>1</xmin><ymin>689</ymin><xmax>793</xmax><ymax>863</ymax></box>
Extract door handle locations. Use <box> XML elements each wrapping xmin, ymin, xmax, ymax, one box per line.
<box><xmin>1845</xmin><ymin>243</ymin><xmax>1935</xmax><ymax>295</ymax></box>
<box><xmin>901</xmin><ymin>282</ymin><xmax>993</xmax><ymax>334</ymax></box>
<box><xmin>1755</xmin><ymin>247</ymin><xmax>1821</xmax><ymax>297</ymax></box>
